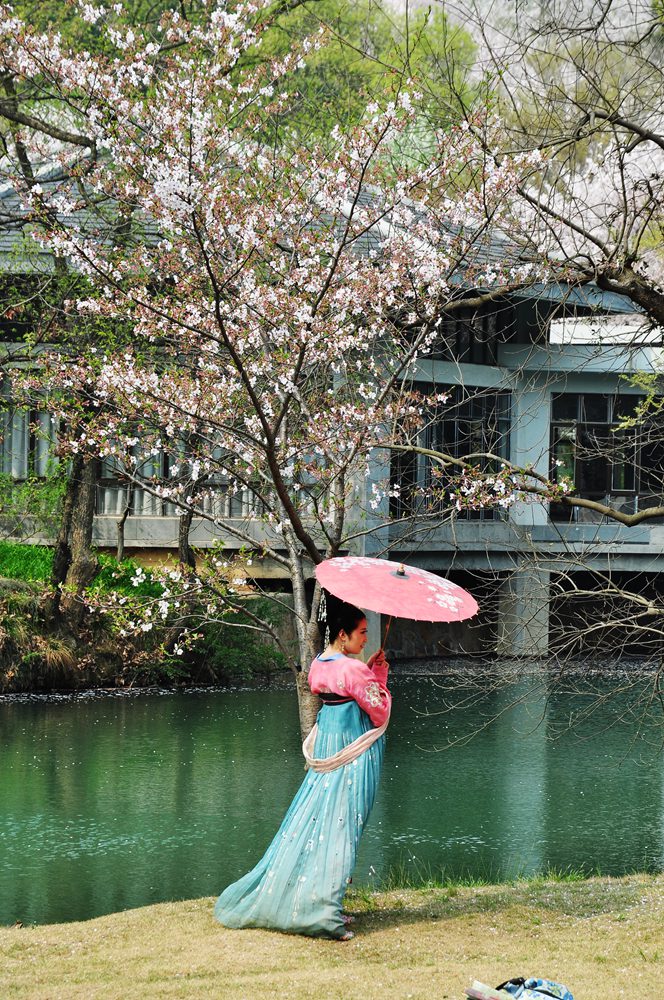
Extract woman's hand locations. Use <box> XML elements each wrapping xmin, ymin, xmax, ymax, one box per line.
<box><xmin>367</xmin><ymin>649</ymin><xmax>389</xmax><ymax>672</ymax></box>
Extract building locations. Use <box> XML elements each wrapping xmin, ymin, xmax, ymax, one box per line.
<box><xmin>382</xmin><ymin>296</ymin><xmax>664</xmax><ymax>660</ymax></box>
<box><xmin>2</xmin><ymin>182</ymin><xmax>661</xmax><ymax>659</ymax></box>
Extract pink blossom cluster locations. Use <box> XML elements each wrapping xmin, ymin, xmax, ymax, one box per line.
<box><xmin>446</xmin><ymin>467</ymin><xmax>572</xmax><ymax>513</ymax></box>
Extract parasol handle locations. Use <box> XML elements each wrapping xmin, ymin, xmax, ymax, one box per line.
<box><xmin>381</xmin><ymin>615</ymin><xmax>393</xmax><ymax>650</ymax></box>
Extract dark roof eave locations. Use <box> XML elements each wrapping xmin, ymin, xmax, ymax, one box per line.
<box><xmin>510</xmin><ymin>281</ymin><xmax>641</xmax><ymax>316</ymax></box>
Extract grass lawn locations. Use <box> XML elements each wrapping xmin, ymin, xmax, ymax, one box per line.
<box><xmin>1</xmin><ymin>875</ymin><xmax>662</xmax><ymax>999</ymax></box>
<box><xmin>0</xmin><ymin>541</ymin><xmax>53</xmax><ymax>582</ymax></box>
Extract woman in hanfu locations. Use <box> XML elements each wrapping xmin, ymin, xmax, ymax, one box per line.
<box><xmin>214</xmin><ymin>600</ymin><xmax>390</xmax><ymax>941</ymax></box>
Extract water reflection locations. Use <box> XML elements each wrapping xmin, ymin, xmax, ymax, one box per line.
<box><xmin>1</xmin><ymin>676</ymin><xmax>663</xmax><ymax>926</ymax></box>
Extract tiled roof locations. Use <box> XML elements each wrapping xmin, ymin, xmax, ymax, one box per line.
<box><xmin>0</xmin><ymin>178</ymin><xmax>638</xmax><ymax>315</ymax></box>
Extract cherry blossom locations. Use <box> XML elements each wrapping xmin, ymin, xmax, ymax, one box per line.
<box><xmin>0</xmin><ymin>1</ymin><xmax>556</xmax><ymax>675</ymax></box>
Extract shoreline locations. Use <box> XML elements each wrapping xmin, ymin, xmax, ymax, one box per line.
<box><xmin>6</xmin><ymin>868</ymin><xmax>662</xmax><ymax>932</ymax></box>
<box><xmin>2</xmin><ymin>874</ymin><xmax>662</xmax><ymax>998</ymax></box>
<box><xmin>1</xmin><ymin>654</ymin><xmax>660</xmax><ymax>703</ymax></box>
<box><xmin>0</xmin><ymin>660</ymin><xmax>658</xmax><ymax>705</ymax></box>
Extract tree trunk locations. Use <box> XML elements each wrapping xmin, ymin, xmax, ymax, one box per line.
<box><xmin>178</xmin><ymin>508</ymin><xmax>196</xmax><ymax>569</ymax></box>
<box><xmin>293</xmin><ymin>595</ymin><xmax>326</xmax><ymax>740</ymax></box>
<box><xmin>43</xmin><ymin>453</ymin><xmax>82</xmax><ymax>619</ymax></box>
<box><xmin>596</xmin><ymin>266</ymin><xmax>664</xmax><ymax>329</ymax></box>
<box><xmin>116</xmin><ymin>481</ymin><xmax>134</xmax><ymax>563</ymax></box>
<box><xmin>60</xmin><ymin>457</ymin><xmax>100</xmax><ymax>624</ymax></box>
<box><xmin>295</xmin><ymin>670</ymin><xmax>320</xmax><ymax>743</ymax></box>
<box><xmin>282</xmin><ymin>530</ymin><xmax>326</xmax><ymax>740</ymax></box>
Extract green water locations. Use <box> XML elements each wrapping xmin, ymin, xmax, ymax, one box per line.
<box><xmin>1</xmin><ymin>675</ymin><xmax>663</xmax><ymax>926</ymax></box>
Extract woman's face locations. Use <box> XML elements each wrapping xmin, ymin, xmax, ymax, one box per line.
<box><xmin>341</xmin><ymin>618</ymin><xmax>368</xmax><ymax>655</ymax></box>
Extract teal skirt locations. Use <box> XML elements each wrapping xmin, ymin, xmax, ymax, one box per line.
<box><xmin>214</xmin><ymin>701</ymin><xmax>385</xmax><ymax>939</ymax></box>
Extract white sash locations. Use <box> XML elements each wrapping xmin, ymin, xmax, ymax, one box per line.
<box><xmin>302</xmin><ymin>714</ymin><xmax>389</xmax><ymax>772</ymax></box>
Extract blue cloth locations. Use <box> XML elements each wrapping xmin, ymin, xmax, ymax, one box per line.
<box><xmin>214</xmin><ymin>700</ymin><xmax>384</xmax><ymax>939</ymax></box>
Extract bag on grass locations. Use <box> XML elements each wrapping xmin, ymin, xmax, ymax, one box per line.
<box><xmin>497</xmin><ymin>977</ymin><xmax>573</xmax><ymax>1000</ymax></box>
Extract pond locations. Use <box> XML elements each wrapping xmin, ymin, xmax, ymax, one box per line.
<box><xmin>1</xmin><ymin>673</ymin><xmax>663</xmax><ymax>926</ymax></box>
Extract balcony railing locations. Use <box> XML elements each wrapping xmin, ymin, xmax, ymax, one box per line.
<box><xmin>96</xmin><ymin>481</ymin><xmax>266</xmax><ymax>519</ymax></box>
<box><xmin>550</xmin><ymin>493</ymin><xmax>664</xmax><ymax>523</ymax></box>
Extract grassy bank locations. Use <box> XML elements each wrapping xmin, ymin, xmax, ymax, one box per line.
<box><xmin>2</xmin><ymin>875</ymin><xmax>662</xmax><ymax>999</ymax></box>
<box><xmin>0</xmin><ymin>541</ymin><xmax>289</xmax><ymax>692</ymax></box>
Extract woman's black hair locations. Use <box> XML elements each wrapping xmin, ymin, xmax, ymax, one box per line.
<box><xmin>322</xmin><ymin>591</ymin><xmax>365</xmax><ymax>643</ymax></box>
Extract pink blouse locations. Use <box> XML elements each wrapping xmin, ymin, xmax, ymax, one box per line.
<box><xmin>308</xmin><ymin>653</ymin><xmax>391</xmax><ymax>728</ymax></box>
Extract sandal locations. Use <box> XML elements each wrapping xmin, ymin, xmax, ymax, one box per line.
<box><xmin>341</xmin><ymin>914</ymin><xmax>355</xmax><ymax>926</ymax></box>
<box><xmin>339</xmin><ymin>930</ymin><xmax>354</xmax><ymax>941</ymax></box>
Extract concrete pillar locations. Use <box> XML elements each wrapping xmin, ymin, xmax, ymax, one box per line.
<box><xmin>496</xmin><ymin>563</ymin><xmax>550</xmax><ymax>656</ymax></box>
<box><xmin>364</xmin><ymin>610</ymin><xmax>383</xmax><ymax>658</ymax></box>
<box><xmin>509</xmin><ymin>386</ymin><xmax>551</xmax><ymax>528</ymax></box>
<box><xmin>358</xmin><ymin>444</ymin><xmax>390</xmax><ymax>657</ymax></box>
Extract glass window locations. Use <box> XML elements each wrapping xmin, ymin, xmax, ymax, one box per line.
<box><xmin>0</xmin><ymin>383</ymin><xmax>58</xmax><ymax>480</ymax></box>
<box><xmin>551</xmin><ymin>393</ymin><xmax>578</xmax><ymax>421</ymax></box>
<box><xmin>98</xmin><ymin>445</ymin><xmax>174</xmax><ymax>517</ymax></box>
<box><xmin>390</xmin><ymin>387</ymin><xmax>511</xmax><ymax>521</ymax></box>
<box><xmin>612</xmin><ymin>395</ymin><xmax>640</xmax><ymax>421</ymax></box>
<box><xmin>430</xmin><ymin>302</ymin><xmax>513</xmax><ymax>365</ymax></box>
<box><xmin>580</xmin><ymin>394</ymin><xmax>609</xmax><ymax>423</ymax></box>
<box><xmin>550</xmin><ymin>392</ymin><xmax>645</xmax><ymax>522</ymax></box>
<box><xmin>551</xmin><ymin>425</ymin><xmax>575</xmax><ymax>481</ymax></box>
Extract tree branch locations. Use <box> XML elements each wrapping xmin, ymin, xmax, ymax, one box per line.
<box><xmin>388</xmin><ymin>443</ymin><xmax>664</xmax><ymax>526</ymax></box>
<box><xmin>0</xmin><ymin>93</ymin><xmax>94</xmax><ymax>149</ymax></box>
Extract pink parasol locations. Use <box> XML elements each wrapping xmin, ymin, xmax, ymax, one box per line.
<box><xmin>315</xmin><ymin>556</ymin><xmax>478</xmax><ymax>625</ymax></box>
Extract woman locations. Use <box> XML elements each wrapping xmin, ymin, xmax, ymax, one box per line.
<box><xmin>214</xmin><ymin>600</ymin><xmax>390</xmax><ymax>940</ymax></box>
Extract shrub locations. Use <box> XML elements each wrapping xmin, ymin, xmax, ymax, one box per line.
<box><xmin>182</xmin><ymin>599</ymin><xmax>290</xmax><ymax>683</ymax></box>
<box><xmin>92</xmin><ymin>554</ymin><xmax>164</xmax><ymax>597</ymax></box>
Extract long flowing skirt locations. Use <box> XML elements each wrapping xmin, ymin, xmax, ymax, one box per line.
<box><xmin>214</xmin><ymin>701</ymin><xmax>384</xmax><ymax>939</ymax></box>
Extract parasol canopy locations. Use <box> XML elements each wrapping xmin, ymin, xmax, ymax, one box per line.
<box><xmin>315</xmin><ymin>556</ymin><xmax>478</xmax><ymax>623</ymax></box>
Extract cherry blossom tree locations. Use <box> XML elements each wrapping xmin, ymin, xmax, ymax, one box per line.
<box><xmin>0</xmin><ymin>0</ymin><xmax>548</xmax><ymax>731</ymax></box>
<box><xmin>438</xmin><ymin>0</ymin><xmax>664</xmax><ymax>325</ymax></box>
<box><xmin>377</xmin><ymin>1</ymin><xmax>664</xmax><ymax>533</ymax></box>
